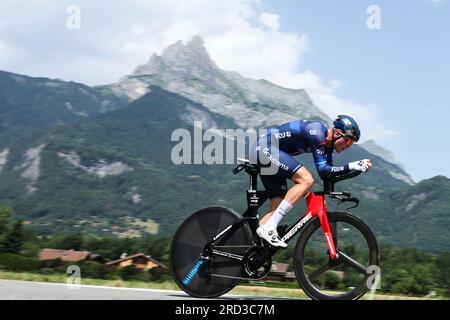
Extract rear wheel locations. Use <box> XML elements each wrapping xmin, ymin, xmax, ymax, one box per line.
<box><xmin>294</xmin><ymin>212</ymin><xmax>379</xmax><ymax>300</ymax></box>
<box><xmin>170</xmin><ymin>207</ymin><xmax>253</xmax><ymax>298</ymax></box>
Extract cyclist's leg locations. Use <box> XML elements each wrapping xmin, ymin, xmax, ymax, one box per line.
<box><xmin>257</xmin><ymin>160</ymin><xmax>290</xmax><ymax>226</ymax></box>
<box><xmin>257</xmin><ymin>167</ymin><xmax>314</xmax><ymax>247</ymax></box>
<box><xmin>259</xmin><ymin>168</ymin><xmax>314</xmax><ymax>225</ymax></box>
<box><xmin>255</xmin><ymin>147</ymin><xmax>305</xmax><ymax>246</ymax></box>
<box><xmin>284</xmin><ymin>166</ymin><xmax>315</xmax><ymax>205</ymax></box>
<box><xmin>251</xmin><ymin>140</ymin><xmax>290</xmax><ymax>223</ymax></box>
<box><xmin>257</xmin><ymin>145</ymin><xmax>314</xmax><ymax>211</ymax></box>
<box><xmin>259</xmin><ymin>196</ymin><xmax>283</xmax><ymax>225</ymax></box>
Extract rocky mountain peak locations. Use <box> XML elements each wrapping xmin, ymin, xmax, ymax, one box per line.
<box><xmin>107</xmin><ymin>36</ymin><xmax>336</xmax><ymax>128</ymax></box>
<box><xmin>132</xmin><ymin>36</ymin><xmax>218</xmax><ymax>76</ymax></box>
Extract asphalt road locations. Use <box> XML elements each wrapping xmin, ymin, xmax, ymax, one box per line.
<box><xmin>0</xmin><ymin>279</ymin><xmax>296</xmax><ymax>300</ymax></box>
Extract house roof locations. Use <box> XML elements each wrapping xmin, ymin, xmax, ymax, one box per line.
<box><xmin>39</xmin><ymin>248</ymin><xmax>91</xmax><ymax>262</ymax></box>
<box><xmin>105</xmin><ymin>253</ymin><xmax>166</xmax><ymax>269</ymax></box>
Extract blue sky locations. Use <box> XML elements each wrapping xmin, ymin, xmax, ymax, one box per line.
<box><xmin>0</xmin><ymin>0</ymin><xmax>448</xmax><ymax>181</ymax></box>
<box><xmin>264</xmin><ymin>0</ymin><xmax>450</xmax><ymax>181</ymax></box>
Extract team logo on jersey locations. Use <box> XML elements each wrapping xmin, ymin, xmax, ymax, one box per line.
<box><xmin>262</xmin><ymin>148</ymin><xmax>289</xmax><ymax>171</ymax></box>
<box><xmin>275</xmin><ymin>131</ymin><xmax>291</xmax><ymax>139</ymax></box>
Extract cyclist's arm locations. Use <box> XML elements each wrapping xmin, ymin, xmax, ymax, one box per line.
<box><xmin>303</xmin><ymin>121</ymin><xmax>351</xmax><ymax>179</ymax></box>
<box><xmin>312</xmin><ymin>147</ymin><xmax>351</xmax><ymax>179</ymax></box>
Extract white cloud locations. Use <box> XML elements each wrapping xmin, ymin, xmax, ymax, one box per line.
<box><xmin>0</xmin><ymin>0</ymin><xmax>266</xmax><ymax>82</ymax></box>
<box><xmin>259</xmin><ymin>13</ymin><xmax>280</xmax><ymax>31</ymax></box>
<box><xmin>206</xmin><ymin>25</ymin><xmax>310</xmax><ymax>82</ymax></box>
<box><xmin>0</xmin><ymin>0</ymin><xmax>396</xmax><ymax>143</ymax></box>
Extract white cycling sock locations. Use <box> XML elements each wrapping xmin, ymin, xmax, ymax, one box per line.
<box><xmin>264</xmin><ymin>200</ymin><xmax>294</xmax><ymax>229</ymax></box>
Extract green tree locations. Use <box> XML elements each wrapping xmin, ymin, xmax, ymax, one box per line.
<box><xmin>118</xmin><ymin>265</ymin><xmax>139</xmax><ymax>281</ymax></box>
<box><xmin>61</xmin><ymin>233</ymin><xmax>84</xmax><ymax>251</ymax></box>
<box><xmin>21</xmin><ymin>241</ymin><xmax>42</xmax><ymax>257</ymax></box>
<box><xmin>0</xmin><ymin>253</ymin><xmax>40</xmax><ymax>272</ymax></box>
<box><xmin>436</xmin><ymin>253</ymin><xmax>450</xmax><ymax>296</ymax></box>
<box><xmin>324</xmin><ymin>272</ymin><xmax>341</xmax><ymax>290</ymax></box>
<box><xmin>0</xmin><ymin>207</ymin><xmax>12</xmax><ymax>235</ymax></box>
<box><xmin>78</xmin><ymin>261</ymin><xmax>107</xmax><ymax>279</ymax></box>
<box><xmin>2</xmin><ymin>220</ymin><xmax>24</xmax><ymax>254</ymax></box>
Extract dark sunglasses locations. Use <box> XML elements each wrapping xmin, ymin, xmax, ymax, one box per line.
<box><xmin>335</xmin><ymin>130</ymin><xmax>355</xmax><ymax>147</ymax></box>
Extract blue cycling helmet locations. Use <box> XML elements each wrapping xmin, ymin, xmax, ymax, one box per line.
<box><xmin>333</xmin><ymin>115</ymin><xmax>361</xmax><ymax>142</ymax></box>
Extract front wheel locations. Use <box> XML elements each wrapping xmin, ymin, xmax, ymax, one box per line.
<box><xmin>294</xmin><ymin>212</ymin><xmax>379</xmax><ymax>300</ymax></box>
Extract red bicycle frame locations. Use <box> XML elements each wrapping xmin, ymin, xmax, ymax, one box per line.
<box><xmin>305</xmin><ymin>192</ymin><xmax>338</xmax><ymax>260</ymax></box>
<box><xmin>236</xmin><ymin>160</ymin><xmax>340</xmax><ymax>260</ymax></box>
<box><xmin>279</xmin><ymin>192</ymin><xmax>337</xmax><ymax>259</ymax></box>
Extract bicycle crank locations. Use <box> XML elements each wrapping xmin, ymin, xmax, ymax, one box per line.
<box><xmin>243</xmin><ymin>246</ymin><xmax>272</xmax><ymax>279</ymax></box>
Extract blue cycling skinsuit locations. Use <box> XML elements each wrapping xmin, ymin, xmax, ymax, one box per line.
<box><xmin>250</xmin><ymin>119</ymin><xmax>352</xmax><ymax>199</ymax></box>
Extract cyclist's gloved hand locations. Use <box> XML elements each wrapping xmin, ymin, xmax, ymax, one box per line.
<box><xmin>349</xmin><ymin>159</ymin><xmax>372</xmax><ymax>172</ymax></box>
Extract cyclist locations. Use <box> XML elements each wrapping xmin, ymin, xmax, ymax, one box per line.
<box><xmin>250</xmin><ymin>115</ymin><xmax>372</xmax><ymax>248</ymax></box>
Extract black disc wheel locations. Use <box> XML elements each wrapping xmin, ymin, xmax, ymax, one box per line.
<box><xmin>294</xmin><ymin>212</ymin><xmax>379</xmax><ymax>300</ymax></box>
<box><xmin>170</xmin><ymin>207</ymin><xmax>253</xmax><ymax>298</ymax></box>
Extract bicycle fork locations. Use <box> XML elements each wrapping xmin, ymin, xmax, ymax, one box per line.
<box><xmin>306</xmin><ymin>193</ymin><xmax>338</xmax><ymax>260</ymax></box>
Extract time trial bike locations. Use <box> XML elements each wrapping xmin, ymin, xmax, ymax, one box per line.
<box><xmin>170</xmin><ymin>159</ymin><xmax>380</xmax><ymax>300</ymax></box>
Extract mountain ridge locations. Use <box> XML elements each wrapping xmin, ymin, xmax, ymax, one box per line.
<box><xmin>98</xmin><ymin>36</ymin><xmax>331</xmax><ymax>129</ymax></box>
<box><xmin>0</xmin><ymin>85</ymin><xmax>447</xmax><ymax>251</ymax></box>
<box><xmin>0</xmin><ymin>37</ymin><xmax>447</xmax><ymax>251</ymax></box>
<box><xmin>99</xmin><ymin>36</ymin><xmax>412</xmax><ymax>179</ymax></box>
